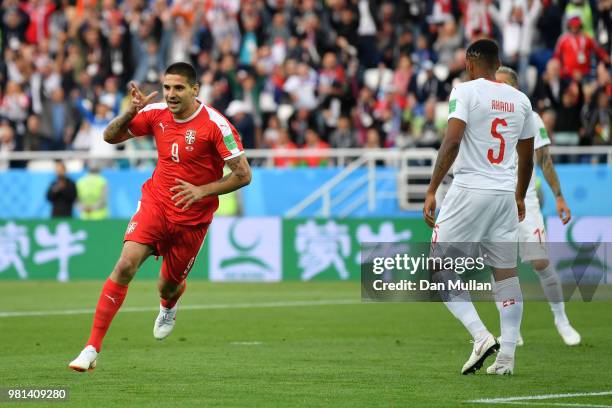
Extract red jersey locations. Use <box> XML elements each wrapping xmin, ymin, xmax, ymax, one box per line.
<box><xmin>301</xmin><ymin>141</ymin><xmax>330</xmax><ymax>167</ymax></box>
<box><xmin>128</xmin><ymin>101</ymin><xmax>244</xmax><ymax>225</ymax></box>
<box><xmin>272</xmin><ymin>141</ymin><xmax>297</xmax><ymax>167</ymax></box>
<box><xmin>554</xmin><ymin>33</ymin><xmax>609</xmax><ymax>79</ymax></box>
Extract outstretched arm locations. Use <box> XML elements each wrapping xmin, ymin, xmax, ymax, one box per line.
<box><xmin>171</xmin><ymin>155</ymin><xmax>252</xmax><ymax>210</ymax></box>
<box><xmin>536</xmin><ymin>145</ymin><xmax>571</xmax><ymax>224</ymax></box>
<box><xmin>423</xmin><ymin>118</ymin><xmax>465</xmax><ymax>227</ymax></box>
<box><xmin>487</xmin><ymin>2</ymin><xmax>504</xmax><ymax>28</ymax></box>
<box><xmin>591</xmin><ymin>38</ymin><xmax>611</xmax><ymax>64</ymax></box>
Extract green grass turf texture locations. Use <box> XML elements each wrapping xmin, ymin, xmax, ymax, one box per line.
<box><xmin>0</xmin><ymin>281</ymin><xmax>611</xmax><ymax>408</ymax></box>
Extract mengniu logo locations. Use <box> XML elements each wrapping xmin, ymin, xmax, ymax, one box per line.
<box><xmin>221</xmin><ymin>220</ymin><xmax>272</xmax><ymax>272</ymax></box>
<box><xmin>210</xmin><ymin>218</ymin><xmax>281</xmax><ymax>282</ymax></box>
<box><xmin>553</xmin><ymin>219</ymin><xmax>608</xmax><ymax>301</ymax></box>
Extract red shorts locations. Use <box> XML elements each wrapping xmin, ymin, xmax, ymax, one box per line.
<box><xmin>124</xmin><ymin>199</ymin><xmax>209</xmax><ymax>284</ymax></box>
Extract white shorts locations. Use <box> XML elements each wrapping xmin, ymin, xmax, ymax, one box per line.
<box><xmin>518</xmin><ymin>194</ymin><xmax>548</xmax><ymax>262</ymax></box>
<box><xmin>431</xmin><ymin>184</ymin><xmax>519</xmax><ymax>268</ymax></box>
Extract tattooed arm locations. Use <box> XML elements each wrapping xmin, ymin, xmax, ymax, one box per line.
<box><xmin>423</xmin><ymin>118</ymin><xmax>465</xmax><ymax>227</ymax></box>
<box><xmin>205</xmin><ymin>155</ymin><xmax>252</xmax><ymax>195</ymax></box>
<box><xmin>171</xmin><ymin>155</ymin><xmax>252</xmax><ymax>210</ymax></box>
<box><xmin>103</xmin><ymin>82</ymin><xmax>158</xmax><ymax>144</ymax></box>
<box><xmin>535</xmin><ymin>145</ymin><xmax>561</xmax><ymax>197</ymax></box>
<box><xmin>103</xmin><ymin>110</ymin><xmax>138</xmax><ymax>144</ymax></box>
<box><xmin>536</xmin><ymin>145</ymin><xmax>571</xmax><ymax>224</ymax></box>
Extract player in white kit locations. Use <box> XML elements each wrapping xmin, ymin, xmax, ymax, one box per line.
<box><xmin>424</xmin><ymin>40</ymin><xmax>535</xmax><ymax>375</ymax></box>
<box><xmin>495</xmin><ymin>67</ymin><xmax>581</xmax><ymax>346</ymax></box>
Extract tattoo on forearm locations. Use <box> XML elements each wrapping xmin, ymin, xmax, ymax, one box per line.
<box><xmin>104</xmin><ymin>110</ymin><xmax>136</xmax><ymax>142</ymax></box>
<box><xmin>538</xmin><ymin>147</ymin><xmax>562</xmax><ymax>197</ymax></box>
<box><xmin>226</xmin><ymin>156</ymin><xmax>251</xmax><ymax>184</ymax></box>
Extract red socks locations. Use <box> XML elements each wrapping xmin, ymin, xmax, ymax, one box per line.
<box><xmin>84</xmin><ymin>279</ymin><xmax>184</xmax><ymax>352</ymax></box>
<box><xmin>161</xmin><ymin>282</ymin><xmax>186</xmax><ymax>309</ymax></box>
<box><xmin>86</xmin><ymin>278</ymin><xmax>128</xmax><ymax>352</ymax></box>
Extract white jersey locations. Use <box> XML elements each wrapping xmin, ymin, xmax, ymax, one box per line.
<box><xmin>525</xmin><ymin>111</ymin><xmax>551</xmax><ymax>198</ymax></box>
<box><xmin>448</xmin><ymin>78</ymin><xmax>534</xmax><ymax>192</ymax></box>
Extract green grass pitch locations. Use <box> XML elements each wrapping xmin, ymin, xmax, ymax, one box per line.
<box><xmin>1</xmin><ymin>281</ymin><xmax>611</xmax><ymax>407</ymax></box>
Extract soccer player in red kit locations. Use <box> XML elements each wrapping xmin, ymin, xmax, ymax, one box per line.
<box><xmin>69</xmin><ymin>62</ymin><xmax>251</xmax><ymax>372</ymax></box>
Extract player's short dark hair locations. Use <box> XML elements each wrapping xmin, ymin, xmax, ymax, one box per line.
<box><xmin>466</xmin><ymin>39</ymin><xmax>500</xmax><ymax>69</ymax></box>
<box><xmin>164</xmin><ymin>62</ymin><xmax>197</xmax><ymax>86</ymax></box>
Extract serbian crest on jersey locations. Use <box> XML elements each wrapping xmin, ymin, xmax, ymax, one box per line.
<box><xmin>126</xmin><ymin>222</ymin><xmax>137</xmax><ymax>234</ymax></box>
<box><xmin>185</xmin><ymin>129</ymin><xmax>196</xmax><ymax>145</ymax></box>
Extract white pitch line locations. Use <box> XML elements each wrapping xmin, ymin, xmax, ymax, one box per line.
<box><xmin>230</xmin><ymin>341</ymin><xmax>263</xmax><ymax>346</ymax></box>
<box><xmin>0</xmin><ymin>299</ymin><xmax>360</xmax><ymax>318</ymax></box>
<box><xmin>468</xmin><ymin>391</ymin><xmax>612</xmax><ymax>407</ymax></box>
<box><xmin>481</xmin><ymin>402</ymin><xmax>612</xmax><ymax>408</ymax></box>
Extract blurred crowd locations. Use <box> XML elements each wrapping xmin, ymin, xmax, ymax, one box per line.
<box><xmin>0</xmin><ymin>0</ymin><xmax>610</xmax><ymax>168</ymax></box>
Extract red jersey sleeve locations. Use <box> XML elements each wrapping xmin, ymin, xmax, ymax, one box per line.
<box><xmin>128</xmin><ymin>106</ymin><xmax>156</xmax><ymax>137</ymax></box>
<box><xmin>588</xmin><ymin>36</ymin><xmax>610</xmax><ymax>63</ymax></box>
<box><xmin>205</xmin><ymin>106</ymin><xmax>245</xmax><ymax>160</ymax></box>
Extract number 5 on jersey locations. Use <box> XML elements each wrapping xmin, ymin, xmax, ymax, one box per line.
<box><xmin>488</xmin><ymin>118</ymin><xmax>507</xmax><ymax>164</ymax></box>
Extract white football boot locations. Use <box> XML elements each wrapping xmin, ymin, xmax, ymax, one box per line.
<box><xmin>556</xmin><ymin>321</ymin><xmax>581</xmax><ymax>346</ymax></box>
<box><xmin>486</xmin><ymin>355</ymin><xmax>514</xmax><ymax>375</ymax></box>
<box><xmin>153</xmin><ymin>304</ymin><xmax>177</xmax><ymax>340</ymax></box>
<box><xmin>461</xmin><ymin>333</ymin><xmax>499</xmax><ymax>375</ymax></box>
<box><xmin>68</xmin><ymin>345</ymin><xmax>98</xmax><ymax>372</ymax></box>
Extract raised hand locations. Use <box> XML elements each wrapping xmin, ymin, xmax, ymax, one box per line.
<box><xmin>128</xmin><ymin>82</ymin><xmax>158</xmax><ymax>114</ymax></box>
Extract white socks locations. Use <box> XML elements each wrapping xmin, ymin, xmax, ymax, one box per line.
<box><xmin>493</xmin><ymin>276</ymin><xmax>523</xmax><ymax>359</ymax></box>
<box><xmin>443</xmin><ymin>300</ymin><xmax>488</xmax><ymax>341</ymax></box>
<box><xmin>535</xmin><ymin>265</ymin><xmax>568</xmax><ymax>325</ymax></box>
<box><xmin>435</xmin><ymin>270</ymin><xmax>489</xmax><ymax>341</ymax></box>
